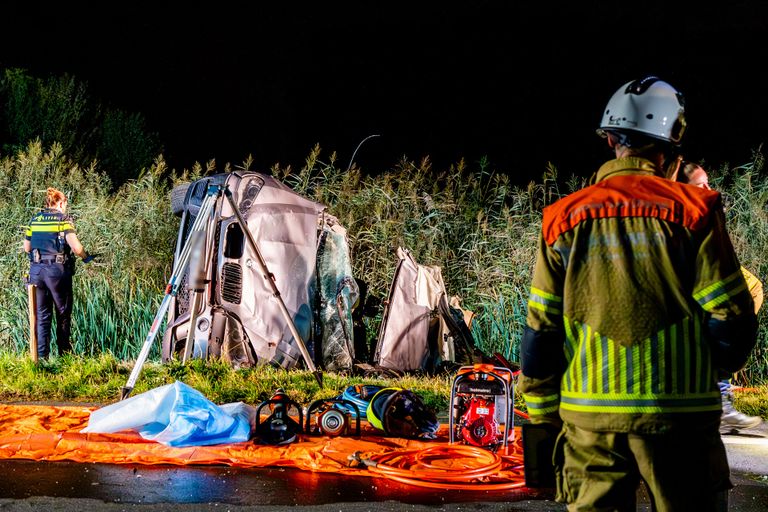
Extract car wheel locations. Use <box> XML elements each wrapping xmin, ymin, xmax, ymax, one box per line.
<box><xmin>171</xmin><ymin>182</ymin><xmax>191</xmax><ymax>216</ymax></box>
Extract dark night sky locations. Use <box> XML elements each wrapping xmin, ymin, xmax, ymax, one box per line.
<box><xmin>2</xmin><ymin>2</ymin><xmax>767</xmax><ymax>184</ymax></box>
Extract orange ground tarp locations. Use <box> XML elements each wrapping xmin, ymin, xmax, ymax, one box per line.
<box><xmin>0</xmin><ymin>403</ymin><xmax>525</xmax><ymax>480</ymax></box>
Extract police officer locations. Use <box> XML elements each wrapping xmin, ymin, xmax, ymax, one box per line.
<box><xmin>519</xmin><ymin>77</ymin><xmax>758</xmax><ymax>511</ymax></box>
<box><xmin>23</xmin><ymin>187</ymin><xmax>95</xmax><ymax>359</ymax></box>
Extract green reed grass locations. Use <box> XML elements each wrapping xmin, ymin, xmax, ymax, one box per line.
<box><xmin>708</xmin><ymin>153</ymin><xmax>768</xmax><ymax>384</ymax></box>
<box><xmin>0</xmin><ymin>141</ymin><xmax>189</xmax><ymax>361</ymax></box>
<box><xmin>470</xmin><ymin>293</ymin><xmax>529</xmax><ymax>362</ymax></box>
<box><xmin>1</xmin><ymin>140</ymin><xmax>767</xmax><ymax>390</ymax></box>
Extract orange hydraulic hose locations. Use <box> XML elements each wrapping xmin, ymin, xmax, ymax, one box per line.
<box><xmin>357</xmin><ymin>444</ymin><xmax>527</xmax><ymax>490</ymax></box>
<box><xmin>514</xmin><ymin>408</ymin><xmax>530</xmax><ymax>421</ymax></box>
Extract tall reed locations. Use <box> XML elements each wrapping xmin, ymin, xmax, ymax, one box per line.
<box><xmin>709</xmin><ymin>152</ymin><xmax>768</xmax><ymax>383</ymax></box>
<box><xmin>0</xmin><ymin>141</ymin><xmax>182</xmax><ymax>360</ymax></box>
<box><xmin>1</xmin><ymin>141</ymin><xmax>767</xmax><ymax>385</ymax></box>
<box><xmin>279</xmin><ymin>147</ymin><xmax>768</xmax><ymax>381</ymax></box>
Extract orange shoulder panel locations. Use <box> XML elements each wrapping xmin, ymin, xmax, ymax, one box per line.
<box><xmin>541</xmin><ymin>175</ymin><xmax>720</xmax><ymax>246</ymax></box>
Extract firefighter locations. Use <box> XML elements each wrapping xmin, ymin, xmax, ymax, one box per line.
<box><xmin>519</xmin><ymin>76</ymin><xmax>758</xmax><ymax>511</ymax></box>
<box><xmin>23</xmin><ymin>187</ymin><xmax>95</xmax><ymax>359</ymax></box>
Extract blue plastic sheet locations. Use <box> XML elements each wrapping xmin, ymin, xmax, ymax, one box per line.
<box><xmin>81</xmin><ymin>381</ymin><xmax>255</xmax><ymax>447</ymax></box>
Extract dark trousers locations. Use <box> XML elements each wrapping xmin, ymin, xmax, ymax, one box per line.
<box><xmin>556</xmin><ymin>420</ymin><xmax>730</xmax><ymax>512</ymax></box>
<box><xmin>29</xmin><ymin>263</ymin><xmax>73</xmax><ymax>358</ymax></box>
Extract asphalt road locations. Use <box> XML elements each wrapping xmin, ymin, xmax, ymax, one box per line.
<box><xmin>0</xmin><ymin>422</ymin><xmax>766</xmax><ymax>511</ymax></box>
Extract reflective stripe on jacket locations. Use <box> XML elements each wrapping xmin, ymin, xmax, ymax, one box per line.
<box><xmin>25</xmin><ymin>209</ymin><xmax>76</xmax><ymax>258</ymax></box>
<box><xmin>520</xmin><ymin>157</ymin><xmax>757</xmax><ymax>433</ymax></box>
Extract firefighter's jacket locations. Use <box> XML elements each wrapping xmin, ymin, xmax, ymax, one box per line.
<box><xmin>520</xmin><ymin>157</ymin><xmax>758</xmax><ymax>433</ymax></box>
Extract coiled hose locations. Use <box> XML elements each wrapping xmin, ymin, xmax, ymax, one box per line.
<box><xmin>338</xmin><ymin>384</ymin><xmax>383</xmax><ymax>419</ymax></box>
<box><xmin>350</xmin><ymin>444</ymin><xmax>526</xmax><ymax>490</ymax></box>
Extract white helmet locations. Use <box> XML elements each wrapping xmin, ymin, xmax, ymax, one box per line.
<box><xmin>598</xmin><ymin>76</ymin><xmax>686</xmax><ymax>146</ymax></box>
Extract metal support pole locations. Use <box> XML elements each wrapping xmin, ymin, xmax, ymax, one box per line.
<box><xmin>182</xmin><ymin>230</ymin><xmax>207</xmax><ymax>364</ymax></box>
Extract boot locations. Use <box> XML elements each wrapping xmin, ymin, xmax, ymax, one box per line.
<box><xmin>721</xmin><ymin>392</ymin><xmax>762</xmax><ymax>433</ymax></box>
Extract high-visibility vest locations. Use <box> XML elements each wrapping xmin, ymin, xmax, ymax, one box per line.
<box><xmin>25</xmin><ymin>209</ymin><xmax>75</xmax><ymax>261</ymax></box>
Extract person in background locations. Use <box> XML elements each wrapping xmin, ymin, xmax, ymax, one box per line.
<box><xmin>519</xmin><ymin>76</ymin><xmax>758</xmax><ymax>511</ymax></box>
<box><xmin>24</xmin><ymin>187</ymin><xmax>95</xmax><ymax>359</ymax></box>
<box><xmin>677</xmin><ymin>162</ymin><xmax>763</xmax><ymax>432</ymax></box>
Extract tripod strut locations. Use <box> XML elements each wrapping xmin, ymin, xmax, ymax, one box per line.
<box><xmin>120</xmin><ymin>187</ymin><xmax>221</xmax><ymax>400</ymax></box>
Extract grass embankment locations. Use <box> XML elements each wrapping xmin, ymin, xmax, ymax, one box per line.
<box><xmin>1</xmin><ymin>353</ymin><xmax>766</xmax><ymax>419</ymax></box>
<box><xmin>0</xmin><ymin>352</ymin><xmax>455</xmax><ymax>412</ymax></box>
<box><xmin>0</xmin><ymin>142</ymin><xmax>766</xmax><ymax>416</ymax></box>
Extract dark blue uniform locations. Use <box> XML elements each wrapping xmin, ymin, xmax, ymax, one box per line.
<box><xmin>25</xmin><ymin>209</ymin><xmax>77</xmax><ymax>358</ymax></box>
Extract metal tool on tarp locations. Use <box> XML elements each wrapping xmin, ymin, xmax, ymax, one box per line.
<box><xmin>255</xmin><ymin>388</ymin><xmax>304</xmax><ymax>445</ymax></box>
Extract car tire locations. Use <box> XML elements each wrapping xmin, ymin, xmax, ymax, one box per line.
<box><xmin>171</xmin><ymin>182</ymin><xmax>191</xmax><ymax>216</ymax></box>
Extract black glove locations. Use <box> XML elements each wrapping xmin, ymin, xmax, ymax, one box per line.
<box><xmin>83</xmin><ymin>253</ymin><xmax>99</xmax><ymax>264</ymax></box>
<box><xmin>709</xmin><ymin>315</ymin><xmax>759</xmax><ymax>374</ymax></box>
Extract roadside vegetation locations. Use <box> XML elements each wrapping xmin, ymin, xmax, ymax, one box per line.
<box><xmin>0</xmin><ymin>68</ymin><xmax>766</xmax><ymax>416</ymax></box>
<box><xmin>0</xmin><ymin>352</ymin><xmax>455</xmax><ymax>412</ymax></box>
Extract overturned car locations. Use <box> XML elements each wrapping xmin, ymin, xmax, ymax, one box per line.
<box><xmin>162</xmin><ymin>171</ymin><xmax>358</xmax><ymax>372</ymax></box>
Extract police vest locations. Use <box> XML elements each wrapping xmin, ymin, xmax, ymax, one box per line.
<box><xmin>25</xmin><ymin>209</ymin><xmax>75</xmax><ymax>262</ymax></box>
